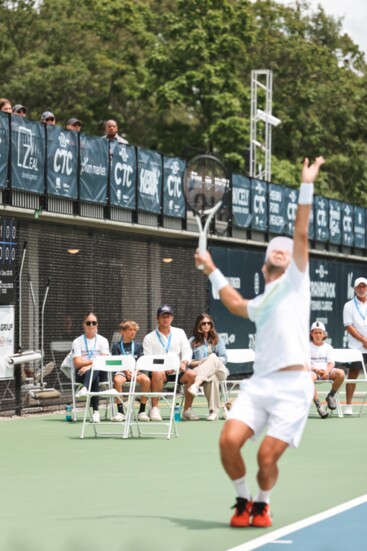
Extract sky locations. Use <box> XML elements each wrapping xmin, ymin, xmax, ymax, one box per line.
<box><xmin>274</xmin><ymin>0</ymin><xmax>367</xmax><ymax>57</ymax></box>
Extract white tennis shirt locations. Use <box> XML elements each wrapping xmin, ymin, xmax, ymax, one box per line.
<box><xmin>310</xmin><ymin>341</ymin><xmax>334</xmax><ymax>370</ymax></box>
<box><xmin>343</xmin><ymin>296</ymin><xmax>367</xmax><ymax>352</ymax></box>
<box><xmin>247</xmin><ymin>259</ymin><xmax>310</xmax><ymax>377</ymax></box>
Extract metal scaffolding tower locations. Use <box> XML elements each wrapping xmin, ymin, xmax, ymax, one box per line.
<box><xmin>249</xmin><ymin>69</ymin><xmax>280</xmax><ymax>182</ymax></box>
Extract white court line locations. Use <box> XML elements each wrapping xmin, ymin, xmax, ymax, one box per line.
<box><xmin>226</xmin><ymin>494</ymin><xmax>367</xmax><ymax>551</ymax></box>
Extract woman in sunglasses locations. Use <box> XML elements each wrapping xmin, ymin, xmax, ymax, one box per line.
<box><xmin>188</xmin><ymin>313</ymin><xmax>229</xmax><ymax>421</ymax></box>
<box><xmin>72</xmin><ymin>312</ymin><xmax>109</xmax><ymax>423</ymax></box>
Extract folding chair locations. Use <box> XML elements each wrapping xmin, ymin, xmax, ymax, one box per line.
<box><xmin>224</xmin><ymin>348</ymin><xmax>255</xmax><ymax>398</ymax></box>
<box><xmin>80</xmin><ymin>355</ymin><xmax>136</xmax><ymax>439</ymax></box>
<box><xmin>50</xmin><ymin>341</ymin><xmax>74</xmax><ymax>392</ymax></box>
<box><xmin>124</xmin><ymin>354</ymin><xmax>180</xmax><ymax>439</ymax></box>
<box><xmin>60</xmin><ymin>352</ymin><xmax>84</xmax><ymax>421</ymax></box>
<box><xmin>332</xmin><ymin>348</ymin><xmax>367</xmax><ymax>417</ymax></box>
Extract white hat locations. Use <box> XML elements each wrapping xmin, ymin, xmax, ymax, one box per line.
<box><xmin>311</xmin><ymin>321</ymin><xmax>326</xmax><ymax>332</ymax></box>
<box><xmin>265</xmin><ymin>236</ymin><xmax>293</xmax><ymax>261</ymax></box>
<box><xmin>354</xmin><ymin>277</ymin><xmax>367</xmax><ymax>287</ymax></box>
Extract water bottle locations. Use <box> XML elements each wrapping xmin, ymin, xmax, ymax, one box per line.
<box><xmin>174</xmin><ymin>403</ymin><xmax>181</xmax><ymax>422</ymax></box>
<box><xmin>65</xmin><ymin>403</ymin><xmax>73</xmax><ymax>422</ymax></box>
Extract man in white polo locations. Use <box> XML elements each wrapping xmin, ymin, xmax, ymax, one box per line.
<box><xmin>343</xmin><ymin>276</ymin><xmax>367</xmax><ymax>414</ymax></box>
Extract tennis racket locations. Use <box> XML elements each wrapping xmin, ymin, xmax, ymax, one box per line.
<box><xmin>183</xmin><ymin>154</ymin><xmax>229</xmax><ymax>269</ymax></box>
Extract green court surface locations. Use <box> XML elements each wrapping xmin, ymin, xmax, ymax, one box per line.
<box><xmin>0</xmin><ymin>411</ymin><xmax>366</xmax><ymax>551</ymax></box>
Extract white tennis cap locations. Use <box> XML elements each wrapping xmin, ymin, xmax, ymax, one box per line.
<box><xmin>265</xmin><ymin>236</ymin><xmax>293</xmax><ymax>261</ymax></box>
<box><xmin>311</xmin><ymin>321</ymin><xmax>326</xmax><ymax>332</ymax></box>
<box><xmin>354</xmin><ymin>277</ymin><xmax>367</xmax><ymax>287</ymax></box>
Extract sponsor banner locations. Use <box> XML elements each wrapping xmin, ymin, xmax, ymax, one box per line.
<box><xmin>46</xmin><ymin>125</ymin><xmax>78</xmax><ymax>199</ymax></box>
<box><xmin>251</xmin><ymin>178</ymin><xmax>267</xmax><ymax>231</ymax></box>
<box><xmin>314</xmin><ymin>195</ymin><xmax>329</xmax><ymax>242</ymax></box>
<box><xmin>163</xmin><ymin>156</ymin><xmax>185</xmax><ymax>218</ymax></box>
<box><xmin>79</xmin><ymin>134</ymin><xmax>109</xmax><ymax>203</ymax></box>
<box><xmin>342</xmin><ymin>203</ymin><xmax>354</xmax><ymax>247</ymax></box>
<box><xmin>209</xmin><ymin>245</ymin><xmax>367</xmax><ymax>374</ymax></box>
<box><xmin>232</xmin><ymin>173</ymin><xmax>251</xmax><ymax>228</ymax></box>
<box><xmin>11</xmin><ymin>116</ymin><xmax>45</xmax><ymax>193</ymax></box>
<box><xmin>354</xmin><ymin>206</ymin><xmax>366</xmax><ymax>249</ymax></box>
<box><xmin>110</xmin><ymin>144</ymin><xmax>136</xmax><ymax>209</ymax></box>
<box><xmin>329</xmin><ymin>199</ymin><xmax>342</xmax><ymax>245</ymax></box>
<box><xmin>284</xmin><ymin>187</ymin><xmax>298</xmax><ymax>237</ymax></box>
<box><xmin>137</xmin><ymin>148</ymin><xmax>162</xmax><ymax>214</ymax></box>
<box><xmin>0</xmin><ymin>305</ymin><xmax>15</xmax><ymax>379</ymax></box>
<box><xmin>0</xmin><ymin>112</ymin><xmax>9</xmax><ymax>188</ymax></box>
<box><xmin>0</xmin><ymin>218</ymin><xmax>17</xmax><ymax>305</ymax></box>
<box><xmin>268</xmin><ymin>183</ymin><xmax>286</xmax><ymax>234</ymax></box>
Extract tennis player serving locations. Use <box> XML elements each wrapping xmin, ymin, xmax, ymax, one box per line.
<box><xmin>195</xmin><ymin>156</ymin><xmax>325</xmax><ymax>528</ymax></box>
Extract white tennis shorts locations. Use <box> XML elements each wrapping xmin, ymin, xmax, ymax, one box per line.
<box><xmin>227</xmin><ymin>370</ymin><xmax>313</xmax><ymax>448</ymax></box>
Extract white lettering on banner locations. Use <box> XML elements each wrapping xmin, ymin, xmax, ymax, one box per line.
<box><xmin>211</xmin><ymin>275</ymin><xmax>241</xmax><ymax>300</ymax></box>
<box><xmin>343</xmin><ymin>214</ymin><xmax>352</xmax><ymax>233</ymax></box>
<box><xmin>81</xmin><ymin>156</ymin><xmax>107</xmax><ymax>177</ymax></box>
<box><xmin>115</xmin><ymin>162</ymin><xmax>133</xmax><ymax>187</ymax></box>
<box><xmin>17</xmin><ymin>127</ymin><xmax>38</xmax><ymax>171</ymax></box>
<box><xmin>0</xmin><ymin>306</ymin><xmax>15</xmax><ymax>379</ymax></box>
<box><xmin>54</xmin><ymin>149</ymin><xmax>73</xmax><ymax>175</ymax></box>
<box><xmin>310</xmin><ymin>281</ymin><xmax>336</xmax><ymax>298</ymax></box>
<box><xmin>254</xmin><ymin>195</ymin><xmax>265</xmax><ymax>214</ymax></box>
<box><xmin>140</xmin><ymin>168</ymin><xmax>159</xmax><ymax>201</ymax></box>
<box><xmin>218</xmin><ymin>333</ymin><xmax>236</xmax><ymax>345</ymax></box>
<box><xmin>233</xmin><ymin>188</ymin><xmax>249</xmax><ymax>205</ymax></box>
<box><xmin>317</xmin><ymin>209</ymin><xmax>327</xmax><ymax>227</ymax></box>
<box><xmin>269</xmin><ymin>202</ymin><xmax>280</xmax><ymax>213</ymax></box>
<box><xmin>167</xmin><ymin>175</ymin><xmax>182</xmax><ymax>198</ymax></box>
<box><xmin>269</xmin><ymin>215</ymin><xmax>283</xmax><ymax>226</ymax></box>
<box><xmin>269</xmin><ymin>189</ymin><xmax>282</xmax><ymax>201</ymax></box>
<box><xmin>287</xmin><ymin>202</ymin><xmax>297</xmax><ymax>221</ymax></box>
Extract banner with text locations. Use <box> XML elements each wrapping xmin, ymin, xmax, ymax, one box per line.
<box><xmin>11</xmin><ymin>116</ymin><xmax>45</xmax><ymax>193</ymax></box>
<box><xmin>342</xmin><ymin>203</ymin><xmax>354</xmax><ymax>246</ymax></box>
<box><xmin>232</xmin><ymin>174</ymin><xmax>251</xmax><ymax>228</ymax></box>
<box><xmin>0</xmin><ymin>305</ymin><xmax>15</xmax><ymax>379</ymax></box>
<box><xmin>284</xmin><ymin>187</ymin><xmax>298</xmax><ymax>237</ymax></box>
<box><xmin>163</xmin><ymin>156</ymin><xmax>185</xmax><ymax>218</ymax></box>
<box><xmin>268</xmin><ymin>183</ymin><xmax>286</xmax><ymax>234</ymax></box>
<box><xmin>79</xmin><ymin>135</ymin><xmax>109</xmax><ymax>203</ymax></box>
<box><xmin>314</xmin><ymin>196</ymin><xmax>329</xmax><ymax>242</ymax></box>
<box><xmin>251</xmin><ymin>178</ymin><xmax>267</xmax><ymax>231</ymax></box>
<box><xmin>329</xmin><ymin>199</ymin><xmax>342</xmax><ymax>245</ymax></box>
<box><xmin>137</xmin><ymin>148</ymin><xmax>162</xmax><ymax>214</ymax></box>
<box><xmin>110</xmin><ymin>144</ymin><xmax>136</xmax><ymax>209</ymax></box>
<box><xmin>0</xmin><ymin>113</ymin><xmax>9</xmax><ymax>188</ymax></box>
<box><xmin>46</xmin><ymin>125</ymin><xmax>78</xmax><ymax>199</ymax></box>
<box><xmin>354</xmin><ymin>206</ymin><xmax>366</xmax><ymax>249</ymax></box>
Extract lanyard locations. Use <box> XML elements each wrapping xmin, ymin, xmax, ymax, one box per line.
<box><xmin>155</xmin><ymin>329</ymin><xmax>172</xmax><ymax>353</ymax></box>
<box><xmin>84</xmin><ymin>335</ymin><xmax>97</xmax><ymax>360</ymax></box>
<box><xmin>354</xmin><ymin>297</ymin><xmax>367</xmax><ymax>321</ymax></box>
<box><xmin>120</xmin><ymin>340</ymin><xmax>134</xmax><ymax>356</ymax></box>
<box><xmin>204</xmin><ymin>340</ymin><xmax>208</xmax><ymax>358</ymax></box>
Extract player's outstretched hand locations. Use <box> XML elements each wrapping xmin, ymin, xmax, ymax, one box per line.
<box><xmin>301</xmin><ymin>156</ymin><xmax>325</xmax><ymax>183</ymax></box>
<box><xmin>195</xmin><ymin>249</ymin><xmax>217</xmax><ymax>275</ymax></box>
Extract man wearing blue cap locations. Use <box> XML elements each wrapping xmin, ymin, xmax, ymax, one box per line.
<box><xmin>195</xmin><ymin>156</ymin><xmax>324</xmax><ymax>528</ymax></box>
<box><xmin>143</xmin><ymin>304</ymin><xmax>196</xmax><ymax>421</ymax></box>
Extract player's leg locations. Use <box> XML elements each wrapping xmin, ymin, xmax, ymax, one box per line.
<box><xmin>113</xmin><ymin>373</ymin><xmax>127</xmax><ymax>421</ymax></box>
<box><xmin>311</xmin><ymin>371</ymin><xmax>328</xmax><ymax>418</ymax></box>
<box><xmin>345</xmin><ymin>365</ymin><xmax>360</xmax><ymax>412</ymax></box>
<box><xmin>220</xmin><ymin>419</ymin><xmax>254</xmax><ymax>527</ymax></box>
<box><xmin>326</xmin><ymin>368</ymin><xmax>345</xmax><ymax>410</ymax></box>
<box><xmin>136</xmin><ymin>373</ymin><xmax>150</xmax><ymax>421</ymax></box>
<box><xmin>150</xmin><ymin>371</ymin><xmax>166</xmax><ymax>421</ymax></box>
<box><xmin>180</xmin><ymin>369</ymin><xmax>199</xmax><ymax>420</ymax></box>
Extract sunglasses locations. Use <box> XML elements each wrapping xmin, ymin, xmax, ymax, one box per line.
<box><xmin>45</xmin><ymin>117</ymin><xmax>55</xmax><ymax>122</ymax></box>
<box><xmin>85</xmin><ymin>321</ymin><xmax>97</xmax><ymax>326</ymax></box>
<box><xmin>200</xmin><ymin>321</ymin><xmax>212</xmax><ymax>326</ymax></box>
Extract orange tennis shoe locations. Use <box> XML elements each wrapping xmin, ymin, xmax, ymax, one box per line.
<box><xmin>251</xmin><ymin>502</ymin><xmax>272</xmax><ymax>527</ymax></box>
<box><xmin>230</xmin><ymin>497</ymin><xmax>253</xmax><ymax>527</ymax></box>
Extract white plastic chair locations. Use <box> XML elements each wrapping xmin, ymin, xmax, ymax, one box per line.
<box><xmin>80</xmin><ymin>355</ymin><xmax>136</xmax><ymax>439</ymax></box>
<box><xmin>124</xmin><ymin>354</ymin><xmax>180</xmax><ymax>439</ymax></box>
<box><xmin>50</xmin><ymin>341</ymin><xmax>74</xmax><ymax>392</ymax></box>
<box><xmin>224</xmin><ymin>348</ymin><xmax>255</xmax><ymax>398</ymax></box>
<box><xmin>332</xmin><ymin>348</ymin><xmax>367</xmax><ymax>417</ymax></box>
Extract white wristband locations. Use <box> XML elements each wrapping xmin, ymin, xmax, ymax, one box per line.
<box><xmin>298</xmin><ymin>182</ymin><xmax>314</xmax><ymax>205</ymax></box>
<box><xmin>209</xmin><ymin>269</ymin><xmax>228</xmax><ymax>293</ymax></box>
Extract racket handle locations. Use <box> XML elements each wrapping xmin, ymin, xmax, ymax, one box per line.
<box><xmin>197</xmin><ymin>234</ymin><xmax>207</xmax><ymax>270</ymax></box>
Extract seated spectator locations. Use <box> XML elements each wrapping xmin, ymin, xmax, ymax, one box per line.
<box><xmin>111</xmin><ymin>320</ymin><xmax>150</xmax><ymax>422</ymax></box>
<box><xmin>66</xmin><ymin>118</ymin><xmax>82</xmax><ymax>132</ymax></box>
<box><xmin>72</xmin><ymin>311</ymin><xmax>109</xmax><ymax>423</ymax></box>
<box><xmin>143</xmin><ymin>304</ymin><xmax>197</xmax><ymax>421</ymax></box>
<box><xmin>188</xmin><ymin>313</ymin><xmax>229</xmax><ymax>421</ymax></box>
<box><xmin>0</xmin><ymin>98</ymin><xmax>12</xmax><ymax>113</ymax></box>
<box><xmin>103</xmin><ymin>119</ymin><xmax>128</xmax><ymax>145</ymax></box>
<box><xmin>41</xmin><ymin>111</ymin><xmax>56</xmax><ymax>125</ymax></box>
<box><xmin>310</xmin><ymin>321</ymin><xmax>345</xmax><ymax>418</ymax></box>
<box><xmin>12</xmin><ymin>104</ymin><xmax>27</xmax><ymax>117</ymax></box>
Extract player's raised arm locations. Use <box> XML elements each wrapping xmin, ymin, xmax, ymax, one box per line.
<box><xmin>293</xmin><ymin>156</ymin><xmax>325</xmax><ymax>272</ymax></box>
<box><xmin>194</xmin><ymin>249</ymin><xmax>249</xmax><ymax>318</ymax></box>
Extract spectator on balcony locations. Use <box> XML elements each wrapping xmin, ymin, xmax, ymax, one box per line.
<box><xmin>66</xmin><ymin>118</ymin><xmax>82</xmax><ymax>132</ymax></box>
<box><xmin>0</xmin><ymin>98</ymin><xmax>12</xmax><ymax>113</ymax></box>
<box><xmin>41</xmin><ymin>111</ymin><xmax>56</xmax><ymax>125</ymax></box>
<box><xmin>103</xmin><ymin>119</ymin><xmax>128</xmax><ymax>154</ymax></box>
<box><xmin>12</xmin><ymin>104</ymin><xmax>27</xmax><ymax>117</ymax></box>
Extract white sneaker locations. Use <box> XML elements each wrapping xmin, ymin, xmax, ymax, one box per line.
<box><xmin>150</xmin><ymin>407</ymin><xmax>162</xmax><ymax>421</ymax></box>
<box><xmin>183</xmin><ymin>408</ymin><xmax>200</xmax><ymax>421</ymax></box>
<box><xmin>76</xmin><ymin>387</ymin><xmax>88</xmax><ymax>398</ymax></box>
<box><xmin>137</xmin><ymin>411</ymin><xmax>150</xmax><ymax>422</ymax></box>
<box><xmin>344</xmin><ymin>405</ymin><xmax>353</xmax><ymax>415</ymax></box>
<box><xmin>188</xmin><ymin>384</ymin><xmax>200</xmax><ymax>397</ymax></box>
<box><xmin>112</xmin><ymin>412</ymin><xmax>126</xmax><ymax>422</ymax></box>
<box><xmin>92</xmin><ymin>411</ymin><xmax>100</xmax><ymax>423</ymax></box>
<box><xmin>206</xmin><ymin>412</ymin><xmax>218</xmax><ymax>421</ymax></box>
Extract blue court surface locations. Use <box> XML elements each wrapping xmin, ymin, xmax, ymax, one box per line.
<box><xmin>227</xmin><ymin>495</ymin><xmax>367</xmax><ymax>551</ymax></box>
